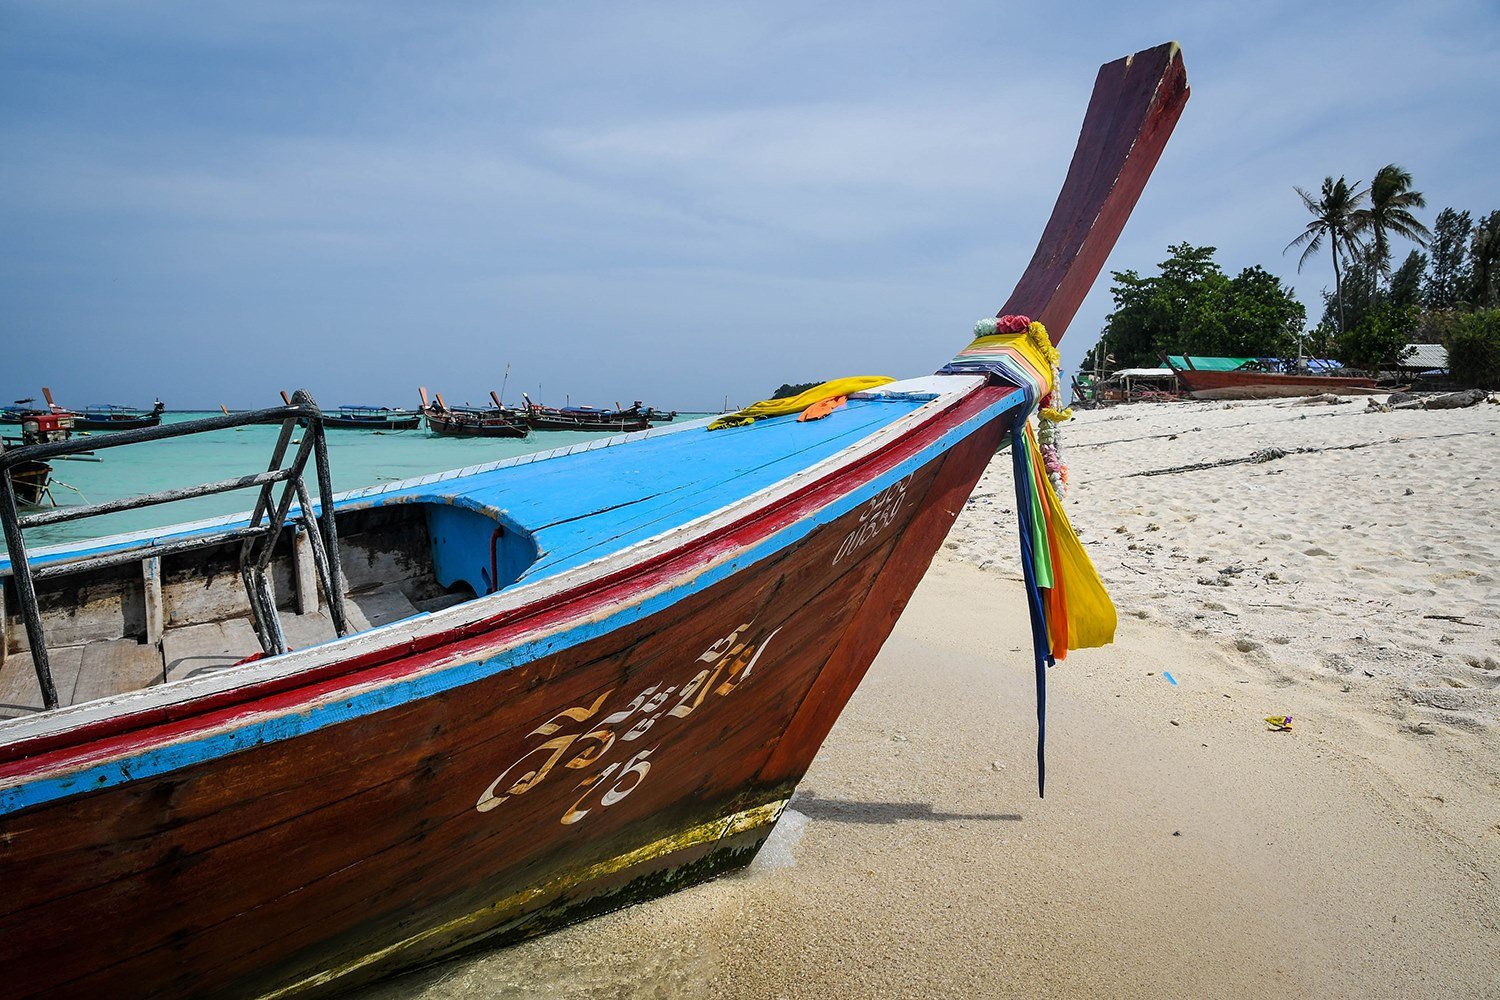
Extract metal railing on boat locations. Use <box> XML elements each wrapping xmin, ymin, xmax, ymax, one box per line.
<box><xmin>0</xmin><ymin>390</ymin><xmax>351</xmax><ymax>709</ymax></box>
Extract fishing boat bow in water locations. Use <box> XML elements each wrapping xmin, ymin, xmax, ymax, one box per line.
<box><xmin>0</xmin><ymin>43</ymin><xmax>1187</xmax><ymax>998</ymax></box>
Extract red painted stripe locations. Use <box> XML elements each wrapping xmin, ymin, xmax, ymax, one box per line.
<box><xmin>0</xmin><ymin>385</ymin><xmax>1010</xmax><ymax>781</ymax></box>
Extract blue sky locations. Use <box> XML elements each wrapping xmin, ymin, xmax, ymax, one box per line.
<box><xmin>3</xmin><ymin>1</ymin><xmax>1496</xmax><ymax>410</ymax></box>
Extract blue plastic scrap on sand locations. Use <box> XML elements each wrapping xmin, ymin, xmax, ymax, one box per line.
<box><xmin>1162</xmin><ymin>672</ymin><xmax>1178</xmax><ymax>686</ymax></box>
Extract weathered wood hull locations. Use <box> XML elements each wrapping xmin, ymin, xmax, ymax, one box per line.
<box><xmin>423</xmin><ymin>410</ymin><xmax>530</xmax><ymax>438</ymax></box>
<box><xmin>10</xmin><ymin>461</ymin><xmax>52</xmax><ymax>507</ymax></box>
<box><xmin>525</xmin><ymin>412</ymin><xmax>651</xmax><ymax>433</ymax></box>
<box><xmin>321</xmin><ymin>415</ymin><xmax>422</xmax><ymax>431</ymax></box>
<box><xmin>71</xmin><ymin>414</ymin><xmax>163</xmax><ymax>431</ymax></box>
<box><xmin>0</xmin><ymin>385</ymin><xmax>1014</xmax><ymax>999</ymax></box>
<box><xmin>1174</xmin><ymin>368</ymin><xmax>1379</xmax><ymax>400</ymax></box>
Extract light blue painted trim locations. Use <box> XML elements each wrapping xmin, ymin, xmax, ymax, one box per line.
<box><xmin>0</xmin><ymin>389</ymin><xmax>1026</xmax><ymax>816</ymax></box>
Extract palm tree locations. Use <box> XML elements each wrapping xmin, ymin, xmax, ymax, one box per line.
<box><xmin>1286</xmin><ymin>176</ymin><xmax>1368</xmax><ymax>334</ymax></box>
<box><xmin>1472</xmin><ymin>211</ymin><xmax>1500</xmax><ymax>307</ymax></box>
<box><xmin>1354</xmin><ymin>164</ymin><xmax>1430</xmax><ymax>289</ymax></box>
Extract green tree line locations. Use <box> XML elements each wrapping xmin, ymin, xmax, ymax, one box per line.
<box><xmin>1084</xmin><ymin>164</ymin><xmax>1498</xmax><ymax>385</ymax></box>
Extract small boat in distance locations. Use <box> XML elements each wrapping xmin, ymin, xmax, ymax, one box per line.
<box><xmin>321</xmin><ymin>405</ymin><xmax>422</xmax><ymax>431</ymax></box>
<box><xmin>1164</xmin><ymin>355</ymin><xmax>1380</xmax><ymax>400</ymax></box>
<box><xmin>40</xmin><ymin>387</ymin><xmax>166</xmax><ymax>431</ymax></box>
<box><xmin>420</xmin><ymin>387</ymin><xmax>530</xmax><ymax>438</ymax></box>
<box><xmin>0</xmin><ymin>398</ymin><xmax>39</xmax><ymax>424</ymax></box>
<box><xmin>522</xmin><ymin>394</ymin><xmax>651</xmax><ymax>432</ymax></box>
<box><xmin>71</xmin><ymin>400</ymin><xmax>166</xmax><ymax>431</ymax></box>
<box><xmin>282</xmin><ymin>392</ymin><xmax>423</xmax><ymax>430</ymax></box>
<box><xmin>641</xmin><ymin>403</ymin><xmax>678</xmax><ymax>423</ymax></box>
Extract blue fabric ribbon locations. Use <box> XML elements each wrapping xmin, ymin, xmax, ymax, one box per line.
<box><xmin>1009</xmin><ymin>423</ymin><xmax>1054</xmax><ymax>798</ymax></box>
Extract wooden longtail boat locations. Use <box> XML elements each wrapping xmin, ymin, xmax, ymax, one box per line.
<box><xmin>420</xmin><ymin>389</ymin><xmax>530</xmax><ymax>439</ymax></box>
<box><xmin>35</xmin><ymin>387</ymin><xmax>165</xmax><ymax>433</ymax></box>
<box><xmin>321</xmin><ymin>406</ymin><xmax>423</xmax><ymax>431</ymax></box>
<box><xmin>282</xmin><ymin>392</ymin><xmax>424</xmax><ymax>432</ymax></box>
<box><xmin>70</xmin><ymin>400</ymin><xmax>167</xmax><ymax>432</ymax></box>
<box><xmin>1</xmin><ymin>457</ymin><xmax>52</xmax><ymax>507</ymax></box>
<box><xmin>521</xmin><ymin>395</ymin><xmax>652</xmax><ymax>433</ymax></box>
<box><xmin>0</xmin><ymin>44</ymin><xmax>1187</xmax><ymax>999</ymax></box>
<box><xmin>0</xmin><ymin>398</ymin><xmax>39</xmax><ymax>425</ymax></box>
<box><xmin>1166</xmin><ymin>357</ymin><xmax>1379</xmax><ymax>400</ymax></box>
<box><xmin>641</xmin><ymin>405</ymin><xmax>678</xmax><ymax>423</ymax></box>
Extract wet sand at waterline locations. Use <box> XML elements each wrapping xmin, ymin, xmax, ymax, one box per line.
<box><xmin>360</xmin><ymin>473</ymin><xmax>1500</xmax><ymax>999</ymax></box>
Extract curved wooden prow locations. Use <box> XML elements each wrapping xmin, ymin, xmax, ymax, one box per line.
<box><xmin>418</xmin><ymin>386</ymin><xmax>430</xmax><ymax>409</ymax></box>
<box><xmin>489</xmin><ymin>391</ymin><xmax>503</xmax><ymax>410</ymax></box>
<box><xmin>998</xmin><ymin>42</ymin><xmax>1189</xmax><ymax>345</ymax></box>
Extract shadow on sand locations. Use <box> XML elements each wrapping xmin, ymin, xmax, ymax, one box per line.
<box><xmin>792</xmin><ymin>789</ymin><xmax>1021</xmax><ymax>824</ymax></box>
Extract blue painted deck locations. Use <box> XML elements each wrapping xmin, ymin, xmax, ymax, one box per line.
<box><xmin>5</xmin><ymin>397</ymin><xmax>928</xmax><ymax>593</ymax></box>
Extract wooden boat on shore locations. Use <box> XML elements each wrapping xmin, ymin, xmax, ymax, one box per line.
<box><xmin>420</xmin><ymin>388</ymin><xmax>530</xmax><ymax>438</ymax></box>
<box><xmin>521</xmin><ymin>395</ymin><xmax>651</xmax><ymax>433</ymax></box>
<box><xmin>1165</xmin><ymin>356</ymin><xmax>1379</xmax><ymax>400</ymax></box>
<box><xmin>0</xmin><ymin>43</ymin><xmax>1187</xmax><ymax>999</ymax></box>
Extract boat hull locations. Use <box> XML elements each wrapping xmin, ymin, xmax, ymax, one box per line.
<box><xmin>1174</xmin><ymin>368</ymin><xmax>1379</xmax><ymax>400</ymax></box>
<box><xmin>71</xmin><ymin>415</ymin><xmax>163</xmax><ymax>431</ymax></box>
<box><xmin>424</xmin><ymin>412</ymin><xmax>530</xmax><ymax>438</ymax></box>
<box><xmin>10</xmin><ymin>460</ymin><xmax>52</xmax><ymax>507</ymax></box>
<box><xmin>0</xmin><ymin>385</ymin><xmax>1014</xmax><ymax>999</ymax></box>
<box><xmin>526</xmin><ymin>413</ymin><xmax>651</xmax><ymax>433</ymax></box>
<box><xmin>321</xmin><ymin>415</ymin><xmax>422</xmax><ymax>430</ymax></box>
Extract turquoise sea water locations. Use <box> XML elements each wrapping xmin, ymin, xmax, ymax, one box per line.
<box><xmin>24</xmin><ymin>413</ymin><xmax>707</xmax><ymax>549</ymax></box>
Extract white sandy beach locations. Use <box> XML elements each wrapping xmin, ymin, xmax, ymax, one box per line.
<box><xmin>361</xmin><ymin>395</ymin><xmax>1500</xmax><ymax>1000</ymax></box>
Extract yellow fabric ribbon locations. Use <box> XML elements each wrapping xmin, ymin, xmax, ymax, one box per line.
<box><xmin>708</xmin><ymin>376</ymin><xmax>895</xmax><ymax>430</ymax></box>
<box><xmin>1038</xmin><ymin>464</ymin><xmax>1117</xmax><ymax>650</ymax></box>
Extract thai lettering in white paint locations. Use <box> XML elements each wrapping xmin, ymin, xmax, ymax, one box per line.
<box><xmin>832</xmin><ymin>474</ymin><xmax>912</xmax><ymax>566</ymax></box>
<box><xmin>475</xmin><ymin>619</ymin><xmax>784</xmax><ymax>824</ymax></box>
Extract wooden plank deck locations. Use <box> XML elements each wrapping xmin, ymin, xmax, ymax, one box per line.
<box><xmin>163</xmin><ymin>619</ymin><xmax>260</xmax><ymax>684</ymax></box>
<box><xmin>72</xmin><ymin>639</ymin><xmax>164</xmax><ymax>705</ymax></box>
<box><xmin>0</xmin><ymin>645</ymin><xmax>84</xmax><ymax>718</ymax></box>
<box><xmin>0</xmin><ymin>640</ymin><xmax>161</xmax><ymax>717</ymax></box>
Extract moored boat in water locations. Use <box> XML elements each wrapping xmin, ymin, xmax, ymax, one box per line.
<box><xmin>521</xmin><ymin>395</ymin><xmax>651</xmax><ymax>432</ymax></box>
<box><xmin>0</xmin><ymin>43</ymin><xmax>1187</xmax><ymax>999</ymax></box>
<box><xmin>321</xmin><ymin>405</ymin><xmax>423</xmax><ymax>431</ymax></box>
<box><xmin>0</xmin><ymin>447</ymin><xmax>52</xmax><ymax>507</ymax></box>
<box><xmin>70</xmin><ymin>399</ymin><xmax>166</xmax><ymax>431</ymax></box>
<box><xmin>420</xmin><ymin>388</ymin><xmax>530</xmax><ymax>438</ymax></box>
<box><xmin>642</xmin><ymin>407</ymin><xmax>677</xmax><ymax>423</ymax></box>
<box><xmin>0</xmin><ymin>411</ymin><xmax>73</xmax><ymax>508</ymax></box>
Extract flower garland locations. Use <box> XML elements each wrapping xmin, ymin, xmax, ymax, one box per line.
<box><xmin>973</xmin><ymin>314</ymin><xmax>1075</xmax><ymax>496</ymax></box>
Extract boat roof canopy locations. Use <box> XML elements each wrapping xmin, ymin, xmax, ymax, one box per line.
<box><xmin>1166</xmin><ymin>355</ymin><xmax>1255</xmax><ymax>372</ymax></box>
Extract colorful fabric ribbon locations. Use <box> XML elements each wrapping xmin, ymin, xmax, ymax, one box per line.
<box><xmin>708</xmin><ymin>376</ymin><xmax>894</xmax><ymax>430</ymax></box>
<box><xmin>944</xmin><ymin>316</ymin><xmax>1117</xmax><ymax>797</ymax></box>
